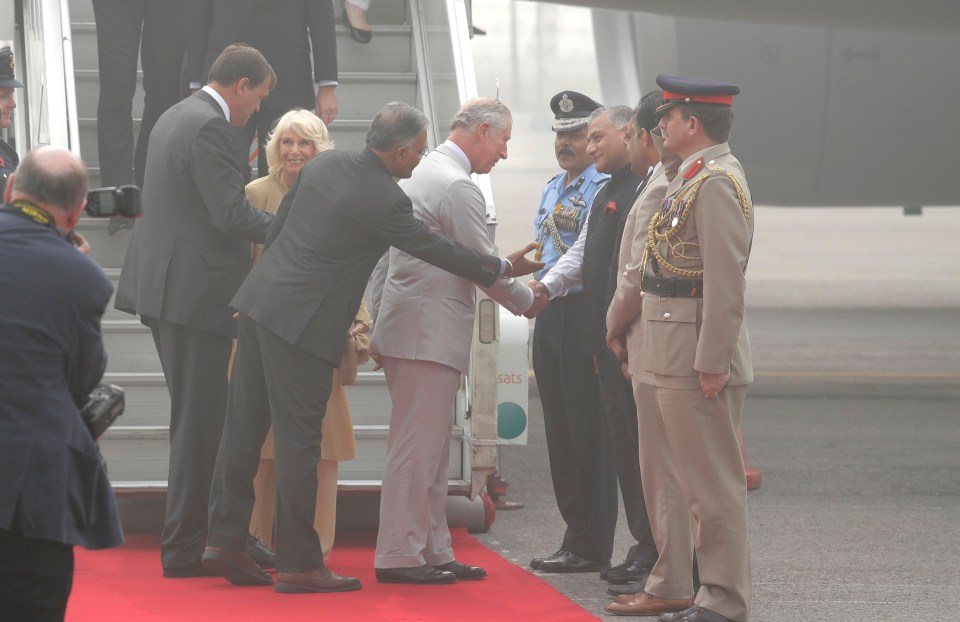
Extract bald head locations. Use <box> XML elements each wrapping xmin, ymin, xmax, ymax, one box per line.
<box><xmin>11</xmin><ymin>146</ymin><xmax>89</xmax><ymax>213</ymax></box>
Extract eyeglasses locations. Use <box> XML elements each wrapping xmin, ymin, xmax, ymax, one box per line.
<box><xmin>399</xmin><ymin>145</ymin><xmax>429</xmax><ymax>159</ymax></box>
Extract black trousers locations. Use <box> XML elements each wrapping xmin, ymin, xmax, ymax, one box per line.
<box><xmin>0</xmin><ymin>528</ymin><xmax>73</xmax><ymax>622</ymax></box>
<box><xmin>532</xmin><ymin>294</ymin><xmax>618</xmax><ymax>562</ymax></box>
<box><xmin>93</xmin><ymin>0</ymin><xmax>187</xmax><ymax>188</ymax></box>
<box><xmin>148</xmin><ymin>317</ymin><xmax>232</xmax><ymax>571</ymax></box>
<box><xmin>207</xmin><ymin>314</ymin><xmax>333</xmax><ymax>572</ymax></box>
<box><xmin>595</xmin><ymin>346</ymin><xmax>658</xmax><ymax>568</ymax></box>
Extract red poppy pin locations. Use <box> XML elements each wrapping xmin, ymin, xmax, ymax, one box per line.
<box><xmin>604</xmin><ymin>201</ymin><xmax>618</xmax><ymax>214</ymax></box>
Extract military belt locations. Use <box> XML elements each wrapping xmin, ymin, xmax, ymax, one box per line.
<box><xmin>642</xmin><ymin>275</ymin><xmax>703</xmax><ymax>298</ymax></box>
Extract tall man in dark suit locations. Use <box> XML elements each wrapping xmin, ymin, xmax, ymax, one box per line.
<box><xmin>115</xmin><ymin>44</ymin><xmax>276</xmax><ymax>578</ymax></box>
<box><xmin>202</xmin><ymin>102</ymin><xmax>543</xmax><ymax>593</ymax></box>
<box><xmin>188</xmin><ymin>0</ymin><xmax>338</xmax><ymax>179</ymax></box>
<box><xmin>0</xmin><ymin>147</ymin><xmax>124</xmax><ymax>622</ymax></box>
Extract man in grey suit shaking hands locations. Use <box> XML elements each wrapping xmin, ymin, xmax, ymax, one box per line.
<box><xmin>203</xmin><ymin>102</ymin><xmax>543</xmax><ymax>593</ymax></box>
<box><xmin>115</xmin><ymin>44</ymin><xmax>276</xmax><ymax>579</ymax></box>
<box><xmin>370</xmin><ymin>98</ymin><xmax>541</xmax><ymax>585</ymax></box>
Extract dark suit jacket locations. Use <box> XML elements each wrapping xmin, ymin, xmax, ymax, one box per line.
<box><xmin>0</xmin><ymin>210</ymin><xmax>124</xmax><ymax>550</ymax></box>
<box><xmin>232</xmin><ymin>148</ymin><xmax>502</xmax><ymax>366</ymax></box>
<box><xmin>188</xmin><ymin>0</ymin><xmax>337</xmax><ymax>112</ymax></box>
<box><xmin>115</xmin><ymin>90</ymin><xmax>273</xmax><ymax>336</ymax></box>
<box><xmin>581</xmin><ymin>164</ymin><xmax>645</xmax><ymax>354</ymax></box>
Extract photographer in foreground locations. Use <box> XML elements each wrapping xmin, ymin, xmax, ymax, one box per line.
<box><xmin>0</xmin><ymin>147</ymin><xmax>124</xmax><ymax>622</ymax></box>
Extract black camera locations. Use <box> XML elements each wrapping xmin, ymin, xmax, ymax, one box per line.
<box><xmin>80</xmin><ymin>383</ymin><xmax>125</xmax><ymax>439</ymax></box>
<box><xmin>85</xmin><ymin>185</ymin><xmax>142</xmax><ymax>218</ymax></box>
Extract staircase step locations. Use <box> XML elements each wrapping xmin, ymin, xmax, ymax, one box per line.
<box><xmin>69</xmin><ymin>21</ymin><xmax>414</xmax><ymax>73</ymax></box>
<box><xmin>73</xmin><ymin>70</ymin><xmax>416</xmax><ymax>127</ymax></box>
<box><xmin>102</xmin><ymin>372</ymin><xmax>170</xmax><ymax>427</ymax></box>
<box><xmin>102</xmin><ymin>320</ymin><xmax>162</xmax><ymax>374</ymax></box>
<box><xmin>75</xmin><ymin>216</ymin><xmax>130</xmax><ymax>270</ymax></box>
<box><xmin>100</xmin><ymin>424</ymin><xmax>465</xmax><ymax>485</ymax></box>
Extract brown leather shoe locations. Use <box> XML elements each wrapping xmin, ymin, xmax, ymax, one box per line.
<box><xmin>201</xmin><ymin>547</ymin><xmax>273</xmax><ymax>586</ymax></box>
<box><xmin>604</xmin><ymin>591</ymin><xmax>695</xmax><ymax>617</ymax></box>
<box><xmin>275</xmin><ymin>567</ymin><xmax>362</xmax><ymax>593</ymax></box>
<box><xmin>614</xmin><ymin>591</ymin><xmax>644</xmax><ymax>604</ymax></box>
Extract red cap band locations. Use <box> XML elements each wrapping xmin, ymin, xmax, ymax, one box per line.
<box><xmin>661</xmin><ymin>89</ymin><xmax>733</xmax><ymax>107</ymax></box>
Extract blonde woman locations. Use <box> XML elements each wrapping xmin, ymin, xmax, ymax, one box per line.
<box><xmin>243</xmin><ymin>109</ymin><xmax>371</xmax><ymax>561</ymax></box>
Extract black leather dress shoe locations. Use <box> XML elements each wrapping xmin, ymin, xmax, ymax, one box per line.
<box><xmin>246</xmin><ymin>532</ymin><xmax>275</xmax><ymax>569</ymax></box>
<box><xmin>607</xmin><ymin>580</ymin><xmax>643</xmax><ymax>596</ymax></box>
<box><xmin>375</xmin><ymin>565</ymin><xmax>457</xmax><ymax>584</ymax></box>
<box><xmin>342</xmin><ymin>11</ymin><xmax>372</xmax><ymax>43</ymax></box>
<box><xmin>529</xmin><ymin>548</ymin><xmax>566</xmax><ymax>570</ymax></box>
<box><xmin>275</xmin><ymin>567</ymin><xmax>362</xmax><ymax>593</ymax></box>
<box><xmin>607</xmin><ymin>560</ymin><xmax>650</xmax><ymax>585</ymax></box>
<box><xmin>201</xmin><ymin>546</ymin><xmax>273</xmax><ymax>586</ymax></box>
<box><xmin>162</xmin><ymin>560</ymin><xmax>215</xmax><ymax>578</ymax></box>
<box><xmin>537</xmin><ymin>550</ymin><xmax>610</xmax><ymax>574</ymax></box>
<box><xmin>658</xmin><ymin>606</ymin><xmax>698</xmax><ymax>622</ymax></box>
<box><xmin>601</xmin><ymin>559</ymin><xmax>632</xmax><ymax>581</ymax></box>
<box><xmin>433</xmin><ymin>561</ymin><xmax>487</xmax><ymax>581</ymax></box>
<box><xmin>664</xmin><ymin>606</ymin><xmax>736</xmax><ymax>622</ymax></box>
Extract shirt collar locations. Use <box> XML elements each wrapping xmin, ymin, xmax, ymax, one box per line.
<box><xmin>442</xmin><ymin>140</ymin><xmax>471</xmax><ymax>174</ymax></box>
<box><xmin>202</xmin><ymin>85</ymin><xmax>230</xmax><ymax>123</ymax></box>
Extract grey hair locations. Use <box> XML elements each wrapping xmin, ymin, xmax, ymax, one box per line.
<box><xmin>588</xmin><ymin>105</ymin><xmax>635</xmax><ymax>130</ymax></box>
<box><xmin>366</xmin><ymin>102</ymin><xmax>429</xmax><ymax>151</ymax></box>
<box><xmin>449</xmin><ymin>97</ymin><xmax>511</xmax><ymax>134</ymax></box>
<box><xmin>12</xmin><ymin>147</ymin><xmax>88</xmax><ymax>212</ymax></box>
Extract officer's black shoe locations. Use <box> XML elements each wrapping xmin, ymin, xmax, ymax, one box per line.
<box><xmin>537</xmin><ymin>550</ymin><xmax>610</xmax><ymax>573</ymax></box>
<box><xmin>529</xmin><ymin>548</ymin><xmax>566</xmax><ymax>570</ymax></box>
<box><xmin>601</xmin><ymin>559</ymin><xmax>632</xmax><ymax>581</ymax></box>
<box><xmin>246</xmin><ymin>532</ymin><xmax>276</xmax><ymax>569</ymax></box>
<box><xmin>662</xmin><ymin>606</ymin><xmax>736</xmax><ymax>622</ymax></box>
<box><xmin>658</xmin><ymin>606</ymin><xmax>699</xmax><ymax>622</ymax></box>
<box><xmin>607</xmin><ymin>560</ymin><xmax>651</xmax><ymax>585</ymax></box>
<box><xmin>608</xmin><ymin>580</ymin><xmax>643</xmax><ymax>596</ymax></box>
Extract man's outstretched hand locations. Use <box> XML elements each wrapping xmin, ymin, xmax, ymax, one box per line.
<box><xmin>506</xmin><ymin>242</ymin><xmax>545</xmax><ymax>278</ymax></box>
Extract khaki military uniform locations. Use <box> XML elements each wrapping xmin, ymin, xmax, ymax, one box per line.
<box><xmin>624</xmin><ymin>141</ymin><xmax>754</xmax><ymax>621</ymax></box>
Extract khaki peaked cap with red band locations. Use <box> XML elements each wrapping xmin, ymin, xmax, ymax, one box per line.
<box><xmin>655</xmin><ymin>74</ymin><xmax>739</xmax><ymax>116</ymax></box>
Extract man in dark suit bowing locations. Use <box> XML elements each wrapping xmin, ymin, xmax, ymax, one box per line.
<box><xmin>188</xmin><ymin>0</ymin><xmax>338</xmax><ymax>179</ymax></box>
<box><xmin>202</xmin><ymin>102</ymin><xmax>543</xmax><ymax>593</ymax></box>
<box><xmin>115</xmin><ymin>44</ymin><xmax>276</xmax><ymax>579</ymax></box>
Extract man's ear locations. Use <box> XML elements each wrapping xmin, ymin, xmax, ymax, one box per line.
<box><xmin>65</xmin><ymin>198</ymin><xmax>86</xmax><ymax>231</ymax></box>
<box><xmin>2</xmin><ymin>172</ymin><xmax>13</xmax><ymax>203</ymax></box>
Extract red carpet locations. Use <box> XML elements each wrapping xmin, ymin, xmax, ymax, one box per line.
<box><xmin>68</xmin><ymin>530</ymin><xmax>598</xmax><ymax>621</ymax></box>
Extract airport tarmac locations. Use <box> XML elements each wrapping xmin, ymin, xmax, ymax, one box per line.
<box><xmin>479</xmin><ymin>307</ymin><xmax>960</xmax><ymax>621</ymax></box>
